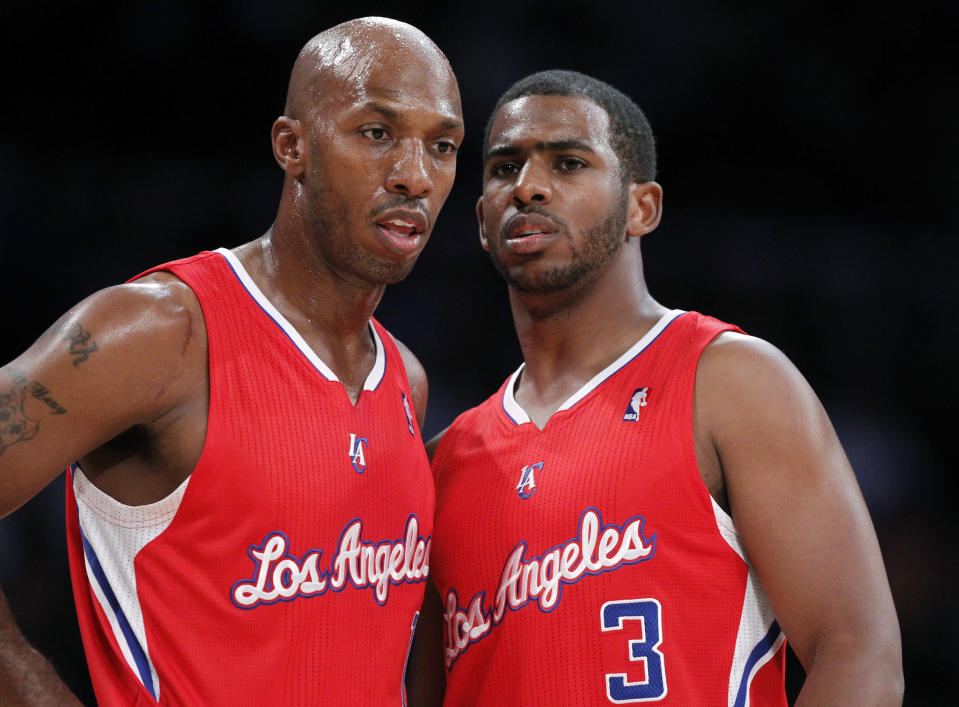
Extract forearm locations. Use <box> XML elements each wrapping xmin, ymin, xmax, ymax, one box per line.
<box><xmin>795</xmin><ymin>640</ymin><xmax>903</xmax><ymax>706</ymax></box>
<box><xmin>0</xmin><ymin>589</ymin><xmax>82</xmax><ymax>706</ymax></box>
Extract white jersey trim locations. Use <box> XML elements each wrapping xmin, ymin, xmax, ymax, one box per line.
<box><xmin>501</xmin><ymin>309</ymin><xmax>686</xmax><ymax>425</ymax></box>
<box><xmin>214</xmin><ymin>248</ymin><xmax>386</xmax><ymax>391</ymax></box>
<box><xmin>74</xmin><ymin>465</ymin><xmax>191</xmax><ymax>701</ymax></box>
<box><xmin>710</xmin><ymin>497</ymin><xmax>785</xmax><ymax>707</ymax></box>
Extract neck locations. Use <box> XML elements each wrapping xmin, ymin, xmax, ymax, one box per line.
<box><xmin>231</xmin><ymin>221</ymin><xmax>384</xmax><ymax>402</ymax></box>
<box><xmin>509</xmin><ymin>250</ymin><xmax>668</xmax><ymax>425</ymax></box>
<box><xmin>254</xmin><ymin>178</ymin><xmax>388</xmax><ymax>328</ymax></box>
<box><xmin>251</xmin><ymin>225</ymin><xmax>385</xmax><ymax>335</ymax></box>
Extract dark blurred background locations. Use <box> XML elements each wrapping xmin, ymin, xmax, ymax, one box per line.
<box><xmin>1</xmin><ymin>1</ymin><xmax>955</xmax><ymax>704</ymax></box>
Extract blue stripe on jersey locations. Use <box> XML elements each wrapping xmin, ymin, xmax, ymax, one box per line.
<box><xmin>80</xmin><ymin>528</ymin><xmax>157</xmax><ymax>700</ymax></box>
<box><xmin>732</xmin><ymin>620</ymin><xmax>782</xmax><ymax>707</ymax></box>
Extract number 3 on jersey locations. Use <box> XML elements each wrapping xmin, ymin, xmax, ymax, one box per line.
<box><xmin>601</xmin><ymin>598</ymin><xmax>666</xmax><ymax>702</ymax></box>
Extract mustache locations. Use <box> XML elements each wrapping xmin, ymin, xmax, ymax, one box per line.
<box><xmin>368</xmin><ymin>197</ymin><xmax>432</xmax><ymax>225</ymax></box>
<box><xmin>500</xmin><ymin>205</ymin><xmax>569</xmax><ymax>239</ymax></box>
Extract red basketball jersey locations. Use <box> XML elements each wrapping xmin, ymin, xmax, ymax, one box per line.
<box><xmin>431</xmin><ymin>310</ymin><xmax>787</xmax><ymax>706</ymax></box>
<box><xmin>66</xmin><ymin>249</ymin><xmax>433</xmax><ymax>705</ymax></box>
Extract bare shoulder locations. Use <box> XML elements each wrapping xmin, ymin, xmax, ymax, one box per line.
<box><xmin>696</xmin><ymin>330</ymin><xmax>825</xmax><ymax>445</ymax></box>
<box><xmin>392</xmin><ymin>335</ymin><xmax>429</xmax><ymax>429</ymax></box>
<box><xmin>698</xmin><ymin>331</ymin><xmax>802</xmax><ymax>389</ymax></box>
<box><xmin>62</xmin><ymin>272</ymin><xmax>206</xmax><ymax>382</ymax></box>
<box><xmin>693</xmin><ymin>330</ymin><xmax>828</xmax><ymax>510</ymax></box>
<box><xmin>0</xmin><ymin>272</ymin><xmax>207</xmax><ymax>515</ymax></box>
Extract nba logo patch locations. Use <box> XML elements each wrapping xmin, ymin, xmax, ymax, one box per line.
<box><xmin>401</xmin><ymin>392</ymin><xmax>415</xmax><ymax>436</ymax></box>
<box><xmin>517</xmin><ymin>462</ymin><xmax>543</xmax><ymax>499</ymax></box>
<box><xmin>349</xmin><ymin>433</ymin><xmax>369</xmax><ymax>473</ymax></box>
<box><xmin>623</xmin><ymin>387</ymin><xmax>649</xmax><ymax>421</ymax></box>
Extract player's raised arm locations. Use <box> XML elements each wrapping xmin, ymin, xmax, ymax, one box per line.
<box><xmin>695</xmin><ymin>332</ymin><xmax>903</xmax><ymax>704</ymax></box>
<box><xmin>0</xmin><ymin>273</ymin><xmax>205</xmax><ymax>517</ymax></box>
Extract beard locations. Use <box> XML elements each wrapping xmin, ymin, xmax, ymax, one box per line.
<box><xmin>488</xmin><ymin>192</ymin><xmax>629</xmax><ymax>295</ymax></box>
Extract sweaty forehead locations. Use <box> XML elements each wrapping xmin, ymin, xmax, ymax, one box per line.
<box><xmin>488</xmin><ymin>95</ymin><xmax>612</xmax><ymax>151</ymax></box>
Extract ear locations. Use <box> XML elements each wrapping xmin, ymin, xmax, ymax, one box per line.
<box><xmin>271</xmin><ymin>116</ymin><xmax>306</xmax><ymax>178</ymax></box>
<box><xmin>626</xmin><ymin>181</ymin><xmax>663</xmax><ymax>238</ymax></box>
<box><xmin>476</xmin><ymin>196</ymin><xmax>490</xmax><ymax>252</ymax></box>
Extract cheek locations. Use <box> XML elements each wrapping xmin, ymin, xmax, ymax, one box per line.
<box><xmin>317</xmin><ymin>159</ymin><xmax>383</xmax><ymax>204</ymax></box>
<box><xmin>431</xmin><ymin>161</ymin><xmax>458</xmax><ymax>196</ymax></box>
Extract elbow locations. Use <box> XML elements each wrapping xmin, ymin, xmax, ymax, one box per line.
<box><xmin>797</xmin><ymin>628</ymin><xmax>904</xmax><ymax>705</ymax></box>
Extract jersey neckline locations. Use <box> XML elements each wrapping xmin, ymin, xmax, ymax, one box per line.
<box><xmin>214</xmin><ymin>247</ymin><xmax>386</xmax><ymax>391</ymax></box>
<box><xmin>501</xmin><ymin>309</ymin><xmax>686</xmax><ymax>426</ymax></box>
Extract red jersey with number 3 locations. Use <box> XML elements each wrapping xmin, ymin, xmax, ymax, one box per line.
<box><xmin>431</xmin><ymin>310</ymin><xmax>787</xmax><ymax>706</ymax></box>
<box><xmin>65</xmin><ymin>249</ymin><xmax>433</xmax><ymax>705</ymax></box>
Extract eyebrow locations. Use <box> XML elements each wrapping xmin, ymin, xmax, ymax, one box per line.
<box><xmin>359</xmin><ymin>101</ymin><xmax>463</xmax><ymax>131</ymax></box>
<box><xmin>485</xmin><ymin>139</ymin><xmax>595</xmax><ymax>161</ymax></box>
<box><xmin>365</xmin><ymin>102</ymin><xmax>399</xmax><ymax>121</ymax></box>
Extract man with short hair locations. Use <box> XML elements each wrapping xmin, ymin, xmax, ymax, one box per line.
<box><xmin>418</xmin><ymin>70</ymin><xmax>902</xmax><ymax>705</ymax></box>
<box><xmin>0</xmin><ymin>17</ymin><xmax>463</xmax><ymax>704</ymax></box>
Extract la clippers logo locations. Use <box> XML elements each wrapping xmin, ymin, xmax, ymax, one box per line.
<box><xmin>622</xmin><ymin>387</ymin><xmax>649</xmax><ymax>421</ymax></box>
<box><xmin>517</xmin><ymin>462</ymin><xmax>543</xmax><ymax>499</ymax></box>
<box><xmin>349</xmin><ymin>433</ymin><xmax>369</xmax><ymax>473</ymax></box>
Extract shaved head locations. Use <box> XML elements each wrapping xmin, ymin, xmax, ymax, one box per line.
<box><xmin>268</xmin><ymin>17</ymin><xmax>463</xmax><ymax>288</ymax></box>
<box><xmin>284</xmin><ymin>17</ymin><xmax>455</xmax><ymax>120</ymax></box>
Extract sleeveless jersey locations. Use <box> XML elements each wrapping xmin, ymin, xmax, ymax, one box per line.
<box><xmin>430</xmin><ymin>310</ymin><xmax>787</xmax><ymax>706</ymax></box>
<box><xmin>65</xmin><ymin>249</ymin><xmax>434</xmax><ymax>705</ymax></box>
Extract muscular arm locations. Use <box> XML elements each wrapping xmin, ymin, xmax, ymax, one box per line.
<box><xmin>695</xmin><ymin>333</ymin><xmax>903</xmax><ymax>704</ymax></box>
<box><xmin>0</xmin><ymin>274</ymin><xmax>206</xmax><ymax>515</ymax></box>
<box><xmin>0</xmin><ymin>275</ymin><xmax>206</xmax><ymax>701</ymax></box>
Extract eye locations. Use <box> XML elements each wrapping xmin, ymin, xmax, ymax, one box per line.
<box><xmin>490</xmin><ymin>162</ymin><xmax>519</xmax><ymax>178</ymax></box>
<box><xmin>361</xmin><ymin>126</ymin><xmax>390</xmax><ymax>141</ymax></box>
<box><xmin>433</xmin><ymin>139</ymin><xmax>459</xmax><ymax>156</ymax></box>
<box><xmin>556</xmin><ymin>157</ymin><xmax>587</xmax><ymax>172</ymax></box>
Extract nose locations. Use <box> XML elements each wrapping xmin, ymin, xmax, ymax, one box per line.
<box><xmin>387</xmin><ymin>139</ymin><xmax>433</xmax><ymax>199</ymax></box>
<box><xmin>512</xmin><ymin>159</ymin><xmax>552</xmax><ymax>207</ymax></box>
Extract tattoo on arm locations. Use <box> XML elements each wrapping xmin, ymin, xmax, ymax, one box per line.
<box><xmin>0</xmin><ymin>367</ymin><xmax>66</xmax><ymax>456</ymax></box>
<box><xmin>63</xmin><ymin>322</ymin><xmax>99</xmax><ymax>366</ymax></box>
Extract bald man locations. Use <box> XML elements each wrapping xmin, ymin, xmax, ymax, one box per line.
<box><xmin>0</xmin><ymin>17</ymin><xmax>463</xmax><ymax>704</ymax></box>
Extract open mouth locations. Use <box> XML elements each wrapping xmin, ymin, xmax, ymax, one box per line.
<box><xmin>375</xmin><ymin>212</ymin><xmax>428</xmax><ymax>254</ymax></box>
<box><xmin>378</xmin><ymin>218</ymin><xmax>422</xmax><ymax>239</ymax></box>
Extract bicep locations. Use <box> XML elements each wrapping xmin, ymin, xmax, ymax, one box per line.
<box><xmin>0</xmin><ymin>280</ymin><xmax>203</xmax><ymax>516</ymax></box>
<box><xmin>698</xmin><ymin>335</ymin><xmax>899</xmax><ymax>668</ymax></box>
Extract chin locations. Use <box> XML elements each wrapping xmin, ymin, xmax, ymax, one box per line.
<box><xmin>505</xmin><ymin>262</ymin><xmax>589</xmax><ymax>295</ymax></box>
<box><xmin>370</xmin><ymin>258</ymin><xmax>419</xmax><ymax>285</ymax></box>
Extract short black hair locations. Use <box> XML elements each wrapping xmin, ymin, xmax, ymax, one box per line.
<box><xmin>484</xmin><ymin>69</ymin><xmax>657</xmax><ymax>183</ymax></box>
